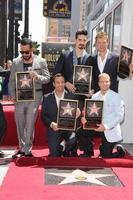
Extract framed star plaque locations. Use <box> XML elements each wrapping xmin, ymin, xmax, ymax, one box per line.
<box><xmin>73</xmin><ymin>65</ymin><xmax>92</xmax><ymax>95</ymax></box>
<box><xmin>83</xmin><ymin>99</ymin><xmax>103</xmax><ymax>130</ymax></box>
<box><xmin>16</xmin><ymin>72</ymin><xmax>35</xmax><ymax>102</ymax></box>
<box><xmin>118</xmin><ymin>45</ymin><xmax>133</xmax><ymax>78</ymax></box>
<box><xmin>57</xmin><ymin>99</ymin><xmax>78</xmax><ymax>131</ymax></box>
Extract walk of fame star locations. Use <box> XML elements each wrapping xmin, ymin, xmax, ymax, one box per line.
<box><xmin>46</xmin><ymin>169</ymin><xmax>114</xmax><ymax>185</ymax></box>
<box><xmin>121</xmin><ymin>50</ymin><xmax>131</xmax><ymax>63</ymax></box>
<box><xmin>89</xmin><ymin>102</ymin><xmax>101</xmax><ymax>116</ymax></box>
<box><xmin>19</xmin><ymin>75</ymin><xmax>31</xmax><ymax>88</ymax></box>
<box><xmin>77</xmin><ymin>68</ymin><xmax>88</xmax><ymax>81</ymax></box>
<box><xmin>62</xmin><ymin>103</ymin><xmax>75</xmax><ymax>116</ymax></box>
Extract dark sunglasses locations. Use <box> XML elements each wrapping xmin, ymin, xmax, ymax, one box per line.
<box><xmin>20</xmin><ymin>51</ymin><xmax>30</xmax><ymax>54</ymax></box>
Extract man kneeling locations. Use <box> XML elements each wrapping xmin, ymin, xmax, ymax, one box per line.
<box><xmin>81</xmin><ymin>73</ymin><xmax>125</xmax><ymax>158</ymax></box>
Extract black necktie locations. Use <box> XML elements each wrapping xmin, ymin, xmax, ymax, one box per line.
<box><xmin>77</xmin><ymin>57</ymin><xmax>81</xmax><ymax>65</ymax></box>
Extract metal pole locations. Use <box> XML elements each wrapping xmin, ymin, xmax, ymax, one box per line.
<box><xmin>23</xmin><ymin>0</ymin><xmax>29</xmax><ymax>38</ymax></box>
<box><xmin>0</xmin><ymin>0</ymin><xmax>7</xmax><ymax>66</ymax></box>
<box><xmin>7</xmin><ymin>0</ymin><xmax>15</xmax><ymax>60</ymax></box>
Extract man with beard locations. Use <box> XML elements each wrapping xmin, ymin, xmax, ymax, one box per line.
<box><xmin>9</xmin><ymin>38</ymin><xmax>50</xmax><ymax>158</ymax></box>
<box><xmin>53</xmin><ymin>29</ymin><xmax>93</xmax><ymax>94</ymax></box>
<box><xmin>53</xmin><ymin>29</ymin><xmax>94</xmax><ymax>157</ymax></box>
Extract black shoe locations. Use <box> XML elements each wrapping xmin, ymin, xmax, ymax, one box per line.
<box><xmin>71</xmin><ymin>152</ymin><xmax>78</xmax><ymax>157</ymax></box>
<box><xmin>0</xmin><ymin>150</ymin><xmax>5</xmax><ymax>158</ymax></box>
<box><xmin>25</xmin><ymin>152</ymin><xmax>33</xmax><ymax>157</ymax></box>
<box><xmin>12</xmin><ymin>150</ymin><xmax>25</xmax><ymax>159</ymax></box>
<box><xmin>116</xmin><ymin>144</ymin><xmax>126</xmax><ymax>158</ymax></box>
<box><xmin>79</xmin><ymin>153</ymin><xmax>91</xmax><ymax>158</ymax></box>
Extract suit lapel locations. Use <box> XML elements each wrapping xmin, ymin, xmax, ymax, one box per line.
<box><xmin>103</xmin><ymin>52</ymin><xmax>112</xmax><ymax>73</ymax></box>
<box><xmin>94</xmin><ymin>55</ymin><xmax>101</xmax><ymax>74</ymax></box>
<box><xmin>51</xmin><ymin>92</ymin><xmax>58</xmax><ymax>109</ymax></box>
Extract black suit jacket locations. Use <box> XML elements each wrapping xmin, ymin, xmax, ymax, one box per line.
<box><xmin>41</xmin><ymin>90</ymin><xmax>76</xmax><ymax>131</ymax></box>
<box><xmin>53</xmin><ymin>50</ymin><xmax>93</xmax><ymax>83</ymax></box>
<box><xmin>92</xmin><ymin>52</ymin><xmax>119</xmax><ymax>92</ymax></box>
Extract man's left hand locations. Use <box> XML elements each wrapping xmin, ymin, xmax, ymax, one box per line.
<box><xmin>94</xmin><ymin>124</ymin><xmax>105</xmax><ymax>132</ymax></box>
<box><xmin>129</xmin><ymin>63</ymin><xmax>133</xmax><ymax>73</ymax></box>
<box><xmin>29</xmin><ymin>70</ymin><xmax>38</xmax><ymax>80</ymax></box>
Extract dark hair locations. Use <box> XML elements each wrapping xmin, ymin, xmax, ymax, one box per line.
<box><xmin>53</xmin><ymin>73</ymin><xmax>65</xmax><ymax>82</ymax></box>
<box><xmin>75</xmin><ymin>29</ymin><xmax>88</xmax><ymax>39</ymax></box>
<box><xmin>20</xmin><ymin>38</ymin><xmax>33</xmax><ymax>48</ymax></box>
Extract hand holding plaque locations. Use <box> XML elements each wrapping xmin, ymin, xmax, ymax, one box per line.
<box><xmin>16</xmin><ymin>72</ymin><xmax>35</xmax><ymax>102</ymax></box>
<box><xmin>83</xmin><ymin>99</ymin><xmax>103</xmax><ymax>130</ymax></box>
<box><xmin>57</xmin><ymin>99</ymin><xmax>78</xmax><ymax>131</ymax></box>
<box><xmin>73</xmin><ymin>65</ymin><xmax>92</xmax><ymax>95</ymax></box>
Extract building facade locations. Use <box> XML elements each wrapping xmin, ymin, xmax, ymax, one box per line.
<box><xmin>45</xmin><ymin>0</ymin><xmax>87</xmax><ymax>42</ymax></box>
<box><xmin>85</xmin><ymin>0</ymin><xmax>133</xmax><ymax>143</ymax></box>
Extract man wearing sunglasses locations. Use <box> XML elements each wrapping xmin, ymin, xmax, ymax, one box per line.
<box><xmin>9</xmin><ymin>38</ymin><xmax>50</xmax><ymax>158</ymax></box>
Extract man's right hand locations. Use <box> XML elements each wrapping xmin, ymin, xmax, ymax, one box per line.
<box><xmin>10</xmin><ymin>96</ymin><xmax>16</xmax><ymax>103</ymax></box>
<box><xmin>65</xmin><ymin>82</ymin><xmax>76</xmax><ymax>93</ymax></box>
<box><xmin>50</xmin><ymin>122</ymin><xmax>59</xmax><ymax>131</ymax></box>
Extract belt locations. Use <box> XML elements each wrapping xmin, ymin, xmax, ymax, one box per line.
<box><xmin>36</xmin><ymin>89</ymin><xmax>42</xmax><ymax>91</ymax></box>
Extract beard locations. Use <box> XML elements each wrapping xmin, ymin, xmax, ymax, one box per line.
<box><xmin>78</xmin><ymin>44</ymin><xmax>85</xmax><ymax>50</ymax></box>
<box><xmin>22</xmin><ymin>54</ymin><xmax>32</xmax><ymax>62</ymax></box>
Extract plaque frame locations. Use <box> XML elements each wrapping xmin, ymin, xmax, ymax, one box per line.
<box><xmin>118</xmin><ymin>45</ymin><xmax>133</xmax><ymax>78</ymax></box>
<box><xmin>83</xmin><ymin>99</ymin><xmax>103</xmax><ymax>130</ymax></box>
<box><xmin>73</xmin><ymin>65</ymin><xmax>92</xmax><ymax>95</ymax></box>
<box><xmin>57</xmin><ymin>99</ymin><xmax>78</xmax><ymax>131</ymax></box>
<box><xmin>16</xmin><ymin>72</ymin><xmax>35</xmax><ymax>102</ymax></box>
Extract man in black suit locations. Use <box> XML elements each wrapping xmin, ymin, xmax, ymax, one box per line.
<box><xmin>53</xmin><ymin>29</ymin><xmax>93</xmax><ymax>94</ymax></box>
<box><xmin>91</xmin><ymin>31</ymin><xmax>133</xmax><ymax>93</ymax></box>
<box><xmin>53</xmin><ymin>29</ymin><xmax>94</xmax><ymax>157</ymax></box>
<box><xmin>41</xmin><ymin>73</ymin><xmax>80</xmax><ymax>157</ymax></box>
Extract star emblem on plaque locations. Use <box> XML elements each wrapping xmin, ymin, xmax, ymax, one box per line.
<box><xmin>57</xmin><ymin>99</ymin><xmax>78</xmax><ymax>131</ymax></box>
<box><xmin>83</xmin><ymin>99</ymin><xmax>103</xmax><ymax>130</ymax></box>
<box><xmin>16</xmin><ymin>72</ymin><xmax>35</xmax><ymax>102</ymax></box>
<box><xmin>73</xmin><ymin>65</ymin><xmax>92</xmax><ymax>95</ymax></box>
<box><xmin>118</xmin><ymin>45</ymin><xmax>133</xmax><ymax>78</ymax></box>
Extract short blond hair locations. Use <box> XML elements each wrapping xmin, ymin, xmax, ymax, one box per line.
<box><xmin>98</xmin><ymin>73</ymin><xmax>110</xmax><ymax>81</ymax></box>
<box><xmin>95</xmin><ymin>31</ymin><xmax>108</xmax><ymax>42</ymax></box>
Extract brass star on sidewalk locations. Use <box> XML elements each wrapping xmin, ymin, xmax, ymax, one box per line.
<box><xmin>47</xmin><ymin>169</ymin><xmax>114</xmax><ymax>185</ymax></box>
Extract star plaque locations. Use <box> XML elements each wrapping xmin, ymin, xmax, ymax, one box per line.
<box><xmin>16</xmin><ymin>72</ymin><xmax>35</xmax><ymax>102</ymax></box>
<box><xmin>118</xmin><ymin>45</ymin><xmax>133</xmax><ymax>78</ymax></box>
<box><xmin>83</xmin><ymin>99</ymin><xmax>103</xmax><ymax>130</ymax></box>
<box><xmin>73</xmin><ymin>65</ymin><xmax>92</xmax><ymax>95</ymax></box>
<box><xmin>57</xmin><ymin>99</ymin><xmax>78</xmax><ymax>131</ymax></box>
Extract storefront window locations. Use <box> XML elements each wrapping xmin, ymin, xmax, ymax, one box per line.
<box><xmin>105</xmin><ymin>13</ymin><xmax>112</xmax><ymax>49</ymax></box>
<box><xmin>112</xmin><ymin>4</ymin><xmax>122</xmax><ymax>53</ymax></box>
<box><xmin>98</xmin><ymin>20</ymin><xmax>104</xmax><ymax>32</ymax></box>
<box><xmin>91</xmin><ymin>26</ymin><xmax>98</xmax><ymax>55</ymax></box>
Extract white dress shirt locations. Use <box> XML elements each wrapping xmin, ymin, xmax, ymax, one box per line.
<box><xmin>97</xmin><ymin>49</ymin><xmax>109</xmax><ymax>73</ymax></box>
<box><xmin>54</xmin><ymin>90</ymin><xmax>65</xmax><ymax>108</ymax></box>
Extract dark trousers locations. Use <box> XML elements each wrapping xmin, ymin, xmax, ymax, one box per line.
<box><xmin>62</xmin><ymin>132</ymin><xmax>77</xmax><ymax>157</ymax></box>
<box><xmin>76</xmin><ymin>128</ymin><xmax>94</xmax><ymax>155</ymax></box>
<box><xmin>99</xmin><ymin>133</ymin><xmax>122</xmax><ymax>158</ymax></box>
<box><xmin>0</xmin><ymin>103</ymin><xmax>7</xmax><ymax>145</ymax></box>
